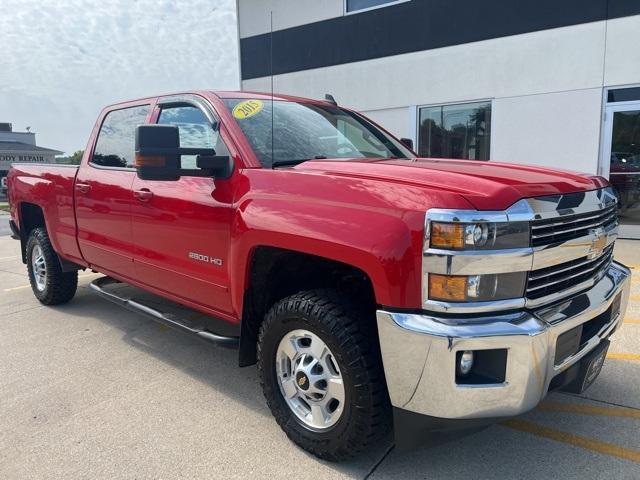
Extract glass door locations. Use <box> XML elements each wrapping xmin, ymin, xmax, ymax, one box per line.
<box><xmin>602</xmin><ymin>102</ymin><xmax>640</xmax><ymax>238</ymax></box>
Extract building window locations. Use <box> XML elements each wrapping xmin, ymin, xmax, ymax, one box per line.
<box><xmin>345</xmin><ymin>0</ymin><xmax>409</xmax><ymax>14</ymax></box>
<box><xmin>418</xmin><ymin>101</ymin><xmax>491</xmax><ymax>160</ymax></box>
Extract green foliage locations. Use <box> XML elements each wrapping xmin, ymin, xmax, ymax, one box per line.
<box><xmin>56</xmin><ymin>150</ymin><xmax>84</xmax><ymax>165</ymax></box>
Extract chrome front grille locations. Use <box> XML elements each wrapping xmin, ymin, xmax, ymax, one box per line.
<box><xmin>526</xmin><ymin>244</ymin><xmax>614</xmax><ymax>300</ymax></box>
<box><xmin>531</xmin><ymin>205</ymin><xmax>617</xmax><ymax>247</ymax></box>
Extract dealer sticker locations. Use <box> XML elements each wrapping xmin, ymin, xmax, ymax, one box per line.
<box><xmin>232</xmin><ymin>99</ymin><xmax>264</xmax><ymax>119</ymax></box>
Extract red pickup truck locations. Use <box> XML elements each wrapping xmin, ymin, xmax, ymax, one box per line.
<box><xmin>7</xmin><ymin>91</ymin><xmax>631</xmax><ymax>460</ymax></box>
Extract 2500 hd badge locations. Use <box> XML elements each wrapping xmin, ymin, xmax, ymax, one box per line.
<box><xmin>189</xmin><ymin>251</ymin><xmax>223</xmax><ymax>266</ymax></box>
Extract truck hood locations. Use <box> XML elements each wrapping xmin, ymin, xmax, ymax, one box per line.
<box><xmin>299</xmin><ymin>158</ymin><xmax>607</xmax><ymax>210</ymax></box>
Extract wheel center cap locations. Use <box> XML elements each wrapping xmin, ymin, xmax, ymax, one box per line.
<box><xmin>295</xmin><ymin>371</ymin><xmax>310</xmax><ymax>391</ymax></box>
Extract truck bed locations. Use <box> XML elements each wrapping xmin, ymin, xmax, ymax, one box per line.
<box><xmin>7</xmin><ymin>163</ymin><xmax>83</xmax><ymax>265</ymax></box>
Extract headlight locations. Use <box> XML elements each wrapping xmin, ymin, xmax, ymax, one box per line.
<box><xmin>429</xmin><ymin>221</ymin><xmax>529</xmax><ymax>250</ymax></box>
<box><xmin>428</xmin><ymin>272</ymin><xmax>527</xmax><ymax>302</ymax></box>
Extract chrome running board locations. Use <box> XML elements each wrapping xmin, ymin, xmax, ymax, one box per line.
<box><xmin>89</xmin><ymin>276</ymin><xmax>238</xmax><ymax>347</ymax></box>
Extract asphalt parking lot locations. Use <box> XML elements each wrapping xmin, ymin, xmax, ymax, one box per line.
<box><xmin>0</xmin><ymin>212</ymin><xmax>639</xmax><ymax>479</ymax></box>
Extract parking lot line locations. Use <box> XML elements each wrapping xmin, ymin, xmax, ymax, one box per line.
<box><xmin>607</xmin><ymin>353</ymin><xmax>640</xmax><ymax>361</ymax></box>
<box><xmin>0</xmin><ymin>256</ymin><xmax>18</xmax><ymax>261</ymax></box>
<box><xmin>625</xmin><ymin>318</ymin><xmax>640</xmax><ymax>324</ymax></box>
<box><xmin>538</xmin><ymin>400</ymin><xmax>640</xmax><ymax>419</ymax></box>
<box><xmin>3</xmin><ymin>284</ymin><xmax>31</xmax><ymax>292</ymax></box>
<box><xmin>501</xmin><ymin>419</ymin><xmax>640</xmax><ymax>464</ymax></box>
<box><xmin>2</xmin><ymin>272</ymin><xmax>100</xmax><ymax>292</ymax></box>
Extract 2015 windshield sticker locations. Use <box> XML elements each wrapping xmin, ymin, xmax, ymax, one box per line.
<box><xmin>233</xmin><ymin>99</ymin><xmax>264</xmax><ymax>119</ymax></box>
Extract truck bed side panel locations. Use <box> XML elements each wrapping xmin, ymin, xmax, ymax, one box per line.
<box><xmin>8</xmin><ymin>164</ymin><xmax>85</xmax><ymax>265</ymax></box>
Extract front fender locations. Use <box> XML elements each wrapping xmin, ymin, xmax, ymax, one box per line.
<box><xmin>229</xmin><ymin>196</ymin><xmax>426</xmax><ymax>316</ymax></box>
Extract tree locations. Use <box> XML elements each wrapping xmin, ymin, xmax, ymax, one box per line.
<box><xmin>56</xmin><ymin>150</ymin><xmax>84</xmax><ymax>165</ymax></box>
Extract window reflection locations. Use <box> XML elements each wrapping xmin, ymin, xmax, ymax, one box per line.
<box><xmin>158</xmin><ymin>105</ymin><xmax>229</xmax><ymax>169</ymax></box>
<box><xmin>92</xmin><ymin>105</ymin><xmax>149</xmax><ymax>168</ymax></box>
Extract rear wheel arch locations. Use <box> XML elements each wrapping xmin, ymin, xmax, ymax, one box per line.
<box><xmin>17</xmin><ymin>202</ymin><xmax>80</xmax><ymax>272</ymax></box>
<box><xmin>238</xmin><ymin>246</ymin><xmax>379</xmax><ymax>367</ymax></box>
<box><xmin>18</xmin><ymin>202</ymin><xmax>46</xmax><ymax>263</ymax></box>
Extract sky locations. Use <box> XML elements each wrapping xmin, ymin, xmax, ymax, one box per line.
<box><xmin>0</xmin><ymin>0</ymin><xmax>239</xmax><ymax>155</ymax></box>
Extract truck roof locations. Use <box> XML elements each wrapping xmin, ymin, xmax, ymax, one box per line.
<box><xmin>104</xmin><ymin>90</ymin><xmax>337</xmax><ymax>110</ymax></box>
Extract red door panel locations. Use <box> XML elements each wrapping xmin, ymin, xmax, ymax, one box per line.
<box><xmin>75</xmin><ymin>167</ymin><xmax>136</xmax><ymax>278</ymax></box>
<box><xmin>131</xmin><ymin>175</ymin><xmax>234</xmax><ymax>314</ymax></box>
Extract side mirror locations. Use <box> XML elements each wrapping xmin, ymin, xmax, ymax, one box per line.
<box><xmin>400</xmin><ymin>138</ymin><xmax>414</xmax><ymax>152</ymax></box>
<box><xmin>135</xmin><ymin>125</ymin><xmax>181</xmax><ymax>181</ymax></box>
<box><xmin>135</xmin><ymin>124</ymin><xmax>234</xmax><ymax>181</ymax></box>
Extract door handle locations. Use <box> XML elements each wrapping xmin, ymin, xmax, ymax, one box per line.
<box><xmin>75</xmin><ymin>183</ymin><xmax>91</xmax><ymax>194</ymax></box>
<box><xmin>133</xmin><ymin>189</ymin><xmax>153</xmax><ymax>202</ymax></box>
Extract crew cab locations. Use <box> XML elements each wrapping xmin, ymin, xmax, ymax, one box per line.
<box><xmin>7</xmin><ymin>91</ymin><xmax>631</xmax><ymax>460</ymax></box>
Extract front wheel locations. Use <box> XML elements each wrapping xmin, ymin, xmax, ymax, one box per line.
<box><xmin>258</xmin><ymin>290</ymin><xmax>391</xmax><ymax>461</ymax></box>
<box><xmin>26</xmin><ymin>228</ymin><xmax>78</xmax><ymax>305</ymax></box>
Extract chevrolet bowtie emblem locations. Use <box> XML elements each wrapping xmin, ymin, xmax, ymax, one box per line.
<box><xmin>587</xmin><ymin>227</ymin><xmax>607</xmax><ymax>259</ymax></box>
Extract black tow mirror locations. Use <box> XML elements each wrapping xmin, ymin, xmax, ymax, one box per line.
<box><xmin>135</xmin><ymin>125</ymin><xmax>181</xmax><ymax>181</ymax></box>
<box><xmin>135</xmin><ymin>124</ymin><xmax>234</xmax><ymax>181</ymax></box>
<box><xmin>400</xmin><ymin>138</ymin><xmax>414</xmax><ymax>152</ymax></box>
<box><xmin>196</xmin><ymin>155</ymin><xmax>234</xmax><ymax>179</ymax></box>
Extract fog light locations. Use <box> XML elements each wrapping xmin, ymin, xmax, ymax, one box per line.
<box><xmin>458</xmin><ymin>351</ymin><xmax>475</xmax><ymax>376</ymax></box>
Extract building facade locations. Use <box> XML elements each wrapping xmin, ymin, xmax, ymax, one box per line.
<box><xmin>237</xmin><ymin>0</ymin><xmax>640</xmax><ymax>236</ymax></box>
<box><xmin>0</xmin><ymin>123</ymin><xmax>62</xmax><ymax>198</ymax></box>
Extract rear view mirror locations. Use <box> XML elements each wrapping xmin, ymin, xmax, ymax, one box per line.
<box><xmin>135</xmin><ymin>124</ymin><xmax>234</xmax><ymax>181</ymax></box>
<box><xmin>400</xmin><ymin>138</ymin><xmax>414</xmax><ymax>152</ymax></box>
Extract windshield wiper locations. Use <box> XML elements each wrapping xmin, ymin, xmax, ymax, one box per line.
<box><xmin>271</xmin><ymin>156</ymin><xmax>326</xmax><ymax>168</ymax></box>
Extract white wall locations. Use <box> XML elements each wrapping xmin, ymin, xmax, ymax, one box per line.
<box><xmin>491</xmin><ymin>89</ymin><xmax>603</xmax><ymax>173</ymax></box>
<box><xmin>237</xmin><ymin>0</ymin><xmax>343</xmax><ymax>38</ymax></box>
<box><xmin>243</xmin><ymin>22</ymin><xmax>607</xmax><ymax>112</ymax></box>
<box><xmin>360</xmin><ymin>107</ymin><xmax>413</xmax><ymax>140</ymax></box>
<box><xmin>604</xmin><ymin>15</ymin><xmax>640</xmax><ymax>87</ymax></box>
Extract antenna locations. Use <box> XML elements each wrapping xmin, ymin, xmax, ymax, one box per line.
<box><xmin>270</xmin><ymin>10</ymin><xmax>274</xmax><ymax>168</ymax></box>
<box><xmin>324</xmin><ymin>94</ymin><xmax>338</xmax><ymax>106</ymax></box>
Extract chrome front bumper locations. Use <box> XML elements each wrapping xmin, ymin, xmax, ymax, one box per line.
<box><xmin>377</xmin><ymin>262</ymin><xmax>631</xmax><ymax>420</ymax></box>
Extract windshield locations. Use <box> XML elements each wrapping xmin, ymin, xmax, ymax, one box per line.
<box><xmin>222</xmin><ymin>98</ymin><xmax>412</xmax><ymax>167</ymax></box>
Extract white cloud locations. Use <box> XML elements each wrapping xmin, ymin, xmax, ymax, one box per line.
<box><xmin>0</xmin><ymin>0</ymin><xmax>239</xmax><ymax>154</ymax></box>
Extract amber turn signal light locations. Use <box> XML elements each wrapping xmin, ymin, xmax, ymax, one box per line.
<box><xmin>428</xmin><ymin>274</ymin><xmax>467</xmax><ymax>302</ymax></box>
<box><xmin>135</xmin><ymin>154</ymin><xmax>167</xmax><ymax>167</ymax></box>
<box><xmin>430</xmin><ymin>222</ymin><xmax>465</xmax><ymax>249</ymax></box>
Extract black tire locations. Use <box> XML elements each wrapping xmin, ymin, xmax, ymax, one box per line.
<box><xmin>26</xmin><ymin>227</ymin><xmax>78</xmax><ymax>305</ymax></box>
<box><xmin>258</xmin><ymin>289</ymin><xmax>391</xmax><ymax>461</ymax></box>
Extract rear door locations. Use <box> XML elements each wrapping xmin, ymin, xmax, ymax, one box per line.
<box><xmin>130</xmin><ymin>96</ymin><xmax>235</xmax><ymax>315</ymax></box>
<box><xmin>75</xmin><ymin>103</ymin><xmax>151</xmax><ymax>279</ymax></box>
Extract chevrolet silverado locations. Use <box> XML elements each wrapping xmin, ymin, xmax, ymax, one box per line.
<box><xmin>7</xmin><ymin>91</ymin><xmax>630</xmax><ymax>460</ymax></box>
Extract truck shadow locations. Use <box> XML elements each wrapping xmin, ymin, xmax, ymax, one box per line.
<box><xmin>51</xmin><ymin>281</ymin><xmax>640</xmax><ymax>478</ymax></box>
<box><xmin>61</xmin><ymin>285</ymin><xmax>267</xmax><ymax>414</ymax></box>
<box><xmin>54</xmin><ymin>282</ymin><xmax>390</xmax><ymax>477</ymax></box>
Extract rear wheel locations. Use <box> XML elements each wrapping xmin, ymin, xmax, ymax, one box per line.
<box><xmin>26</xmin><ymin>228</ymin><xmax>78</xmax><ymax>305</ymax></box>
<box><xmin>258</xmin><ymin>289</ymin><xmax>391</xmax><ymax>461</ymax></box>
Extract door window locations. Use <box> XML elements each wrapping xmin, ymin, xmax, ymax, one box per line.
<box><xmin>92</xmin><ymin>105</ymin><xmax>149</xmax><ymax>168</ymax></box>
<box><xmin>158</xmin><ymin>105</ymin><xmax>230</xmax><ymax>170</ymax></box>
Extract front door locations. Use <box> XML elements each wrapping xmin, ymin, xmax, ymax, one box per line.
<box><xmin>131</xmin><ymin>98</ymin><xmax>235</xmax><ymax>316</ymax></box>
<box><xmin>602</xmin><ymin>101</ymin><xmax>640</xmax><ymax>239</ymax></box>
<box><xmin>75</xmin><ymin>104</ymin><xmax>151</xmax><ymax>279</ymax></box>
